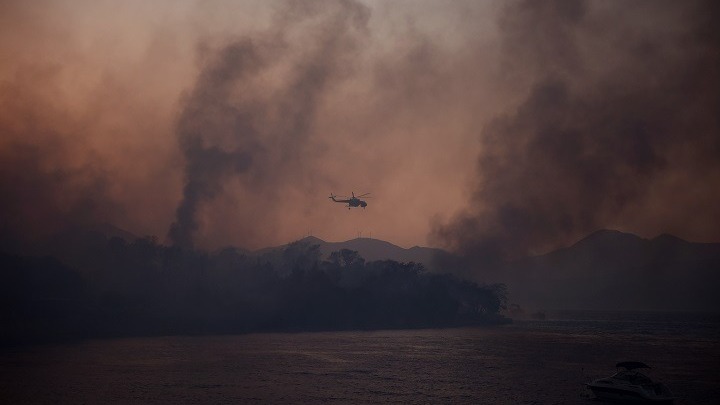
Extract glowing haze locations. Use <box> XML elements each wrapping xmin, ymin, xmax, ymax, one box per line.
<box><xmin>1</xmin><ymin>0</ymin><xmax>718</xmax><ymax>254</ymax></box>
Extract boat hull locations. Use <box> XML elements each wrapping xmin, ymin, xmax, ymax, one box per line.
<box><xmin>587</xmin><ymin>384</ymin><xmax>674</xmax><ymax>403</ymax></box>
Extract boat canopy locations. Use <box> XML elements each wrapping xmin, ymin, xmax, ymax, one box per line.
<box><xmin>616</xmin><ymin>361</ymin><xmax>650</xmax><ymax>370</ymax></box>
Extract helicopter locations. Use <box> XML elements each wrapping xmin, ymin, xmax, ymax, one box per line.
<box><xmin>329</xmin><ymin>192</ymin><xmax>371</xmax><ymax>209</ymax></box>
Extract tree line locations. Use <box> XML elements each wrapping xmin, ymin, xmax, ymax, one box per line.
<box><xmin>1</xmin><ymin>235</ymin><xmax>507</xmax><ymax>345</ymax></box>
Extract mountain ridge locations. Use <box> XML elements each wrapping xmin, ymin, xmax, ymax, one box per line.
<box><xmin>21</xmin><ymin>224</ymin><xmax>719</xmax><ymax>312</ymax></box>
<box><xmin>255</xmin><ymin>235</ymin><xmax>443</xmax><ymax>268</ymax></box>
<box><xmin>504</xmin><ymin>230</ymin><xmax>720</xmax><ymax>311</ymax></box>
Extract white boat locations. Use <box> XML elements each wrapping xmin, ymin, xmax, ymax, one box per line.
<box><xmin>586</xmin><ymin>362</ymin><xmax>674</xmax><ymax>403</ymax></box>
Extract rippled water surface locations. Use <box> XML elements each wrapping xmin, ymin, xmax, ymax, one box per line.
<box><xmin>2</xmin><ymin>312</ymin><xmax>719</xmax><ymax>404</ymax></box>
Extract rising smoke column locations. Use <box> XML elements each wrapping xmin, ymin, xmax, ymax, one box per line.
<box><xmin>432</xmin><ymin>0</ymin><xmax>720</xmax><ymax>264</ymax></box>
<box><xmin>168</xmin><ymin>0</ymin><xmax>370</xmax><ymax>249</ymax></box>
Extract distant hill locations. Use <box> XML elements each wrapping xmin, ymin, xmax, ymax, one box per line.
<box><xmin>21</xmin><ymin>222</ymin><xmax>719</xmax><ymax>312</ymax></box>
<box><xmin>255</xmin><ymin>236</ymin><xmax>444</xmax><ymax>270</ymax></box>
<box><xmin>251</xmin><ymin>231</ymin><xmax>720</xmax><ymax>312</ymax></box>
<box><xmin>502</xmin><ymin>230</ymin><xmax>720</xmax><ymax>312</ymax></box>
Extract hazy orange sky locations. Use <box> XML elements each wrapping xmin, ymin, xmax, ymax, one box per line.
<box><xmin>1</xmin><ymin>0</ymin><xmax>718</xmax><ymax>253</ymax></box>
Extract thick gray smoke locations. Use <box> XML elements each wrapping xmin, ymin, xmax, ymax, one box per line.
<box><xmin>168</xmin><ymin>0</ymin><xmax>370</xmax><ymax>248</ymax></box>
<box><xmin>433</xmin><ymin>0</ymin><xmax>720</xmax><ymax>264</ymax></box>
<box><xmin>0</xmin><ymin>73</ymin><xmax>116</xmax><ymax>252</ymax></box>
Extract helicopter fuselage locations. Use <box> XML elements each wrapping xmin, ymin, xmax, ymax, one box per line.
<box><xmin>347</xmin><ymin>198</ymin><xmax>367</xmax><ymax>208</ymax></box>
<box><xmin>329</xmin><ymin>193</ymin><xmax>368</xmax><ymax>208</ymax></box>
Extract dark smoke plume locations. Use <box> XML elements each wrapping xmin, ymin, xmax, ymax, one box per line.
<box><xmin>433</xmin><ymin>0</ymin><xmax>720</xmax><ymax>265</ymax></box>
<box><xmin>168</xmin><ymin>0</ymin><xmax>370</xmax><ymax>248</ymax></box>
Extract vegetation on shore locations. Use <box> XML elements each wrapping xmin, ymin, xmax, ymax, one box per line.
<box><xmin>1</xmin><ymin>236</ymin><xmax>508</xmax><ymax>345</ymax></box>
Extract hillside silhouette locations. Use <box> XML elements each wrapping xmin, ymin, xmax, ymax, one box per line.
<box><xmin>499</xmin><ymin>230</ymin><xmax>720</xmax><ymax>311</ymax></box>
<box><xmin>256</xmin><ymin>236</ymin><xmax>443</xmax><ymax>270</ymax></box>
<box><xmin>0</xmin><ymin>231</ymin><xmax>507</xmax><ymax>346</ymax></box>
<box><xmin>3</xmin><ymin>225</ymin><xmax>719</xmax><ymax>346</ymax></box>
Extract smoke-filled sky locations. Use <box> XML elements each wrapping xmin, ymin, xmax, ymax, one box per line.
<box><xmin>1</xmin><ymin>0</ymin><xmax>718</xmax><ymax>253</ymax></box>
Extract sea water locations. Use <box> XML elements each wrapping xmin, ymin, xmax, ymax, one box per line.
<box><xmin>1</xmin><ymin>312</ymin><xmax>718</xmax><ymax>404</ymax></box>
